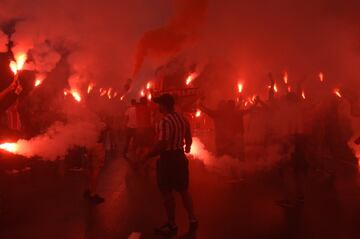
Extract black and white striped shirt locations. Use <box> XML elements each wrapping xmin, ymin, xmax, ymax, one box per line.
<box><xmin>157</xmin><ymin>112</ymin><xmax>192</xmax><ymax>151</ymax></box>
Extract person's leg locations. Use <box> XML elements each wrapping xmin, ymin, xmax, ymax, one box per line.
<box><xmin>161</xmin><ymin>190</ymin><xmax>176</xmax><ymax>225</ymax></box>
<box><xmin>123</xmin><ymin>128</ymin><xmax>131</xmax><ymax>157</ymax></box>
<box><xmin>179</xmin><ymin>190</ymin><xmax>197</xmax><ymax>222</ymax></box>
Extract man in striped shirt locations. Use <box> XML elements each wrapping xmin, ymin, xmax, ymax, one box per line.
<box><xmin>147</xmin><ymin>93</ymin><xmax>197</xmax><ymax>236</ymax></box>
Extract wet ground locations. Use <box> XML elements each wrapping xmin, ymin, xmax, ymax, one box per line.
<box><xmin>1</xmin><ymin>155</ymin><xmax>360</xmax><ymax>239</ymax></box>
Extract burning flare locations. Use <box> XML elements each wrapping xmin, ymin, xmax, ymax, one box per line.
<box><xmin>71</xmin><ymin>90</ymin><xmax>81</xmax><ymax>102</ymax></box>
<box><xmin>87</xmin><ymin>83</ymin><xmax>95</xmax><ymax>94</ymax></box>
<box><xmin>147</xmin><ymin>93</ymin><xmax>152</xmax><ymax>101</ymax></box>
<box><xmin>237</xmin><ymin>83</ymin><xmax>244</xmax><ymax>93</ymax></box>
<box><xmin>301</xmin><ymin>90</ymin><xmax>306</xmax><ymax>99</ymax></box>
<box><xmin>319</xmin><ymin>72</ymin><xmax>324</xmax><ymax>82</ymax></box>
<box><xmin>9</xmin><ymin>54</ymin><xmax>28</xmax><ymax>75</ymax></box>
<box><xmin>140</xmin><ymin>89</ymin><xmax>145</xmax><ymax>97</ymax></box>
<box><xmin>283</xmin><ymin>72</ymin><xmax>288</xmax><ymax>84</ymax></box>
<box><xmin>34</xmin><ymin>75</ymin><xmax>45</xmax><ymax>87</ymax></box>
<box><xmin>0</xmin><ymin>143</ymin><xmax>18</xmax><ymax>154</ymax></box>
<box><xmin>274</xmin><ymin>83</ymin><xmax>278</xmax><ymax>93</ymax></box>
<box><xmin>334</xmin><ymin>88</ymin><xmax>342</xmax><ymax>98</ymax></box>
<box><xmin>146</xmin><ymin>82</ymin><xmax>152</xmax><ymax>90</ymax></box>
<box><xmin>195</xmin><ymin>109</ymin><xmax>202</xmax><ymax>118</ymax></box>
<box><xmin>185</xmin><ymin>73</ymin><xmax>198</xmax><ymax>86</ymax></box>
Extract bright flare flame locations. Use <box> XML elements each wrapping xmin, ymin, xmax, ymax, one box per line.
<box><xmin>319</xmin><ymin>72</ymin><xmax>324</xmax><ymax>82</ymax></box>
<box><xmin>16</xmin><ymin>54</ymin><xmax>27</xmax><ymax>71</ymax></box>
<box><xmin>87</xmin><ymin>83</ymin><xmax>94</xmax><ymax>94</ymax></box>
<box><xmin>10</xmin><ymin>61</ymin><xmax>18</xmax><ymax>75</ymax></box>
<box><xmin>71</xmin><ymin>90</ymin><xmax>81</xmax><ymax>102</ymax></box>
<box><xmin>301</xmin><ymin>90</ymin><xmax>306</xmax><ymax>99</ymax></box>
<box><xmin>195</xmin><ymin>109</ymin><xmax>202</xmax><ymax>118</ymax></box>
<box><xmin>35</xmin><ymin>79</ymin><xmax>42</xmax><ymax>87</ymax></box>
<box><xmin>185</xmin><ymin>73</ymin><xmax>197</xmax><ymax>86</ymax></box>
<box><xmin>34</xmin><ymin>75</ymin><xmax>45</xmax><ymax>87</ymax></box>
<box><xmin>237</xmin><ymin>83</ymin><xmax>243</xmax><ymax>93</ymax></box>
<box><xmin>147</xmin><ymin>93</ymin><xmax>152</xmax><ymax>101</ymax></box>
<box><xmin>284</xmin><ymin>72</ymin><xmax>288</xmax><ymax>84</ymax></box>
<box><xmin>146</xmin><ymin>82</ymin><xmax>152</xmax><ymax>90</ymax></box>
<box><xmin>334</xmin><ymin>88</ymin><xmax>342</xmax><ymax>98</ymax></box>
<box><xmin>120</xmin><ymin>95</ymin><xmax>125</xmax><ymax>101</ymax></box>
<box><xmin>274</xmin><ymin>83</ymin><xmax>278</xmax><ymax>93</ymax></box>
<box><xmin>0</xmin><ymin>143</ymin><xmax>18</xmax><ymax>153</ymax></box>
<box><xmin>287</xmin><ymin>86</ymin><xmax>292</xmax><ymax>92</ymax></box>
<box><xmin>140</xmin><ymin>90</ymin><xmax>145</xmax><ymax>97</ymax></box>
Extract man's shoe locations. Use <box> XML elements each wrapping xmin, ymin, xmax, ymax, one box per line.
<box><xmin>154</xmin><ymin>223</ymin><xmax>178</xmax><ymax>236</ymax></box>
<box><xmin>90</xmin><ymin>194</ymin><xmax>105</xmax><ymax>205</ymax></box>
<box><xmin>189</xmin><ymin>220</ymin><xmax>199</xmax><ymax>232</ymax></box>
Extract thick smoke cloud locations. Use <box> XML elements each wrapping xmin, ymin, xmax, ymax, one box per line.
<box><xmin>132</xmin><ymin>0</ymin><xmax>208</xmax><ymax>77</ymax></box>
<box><xmin>0</xmin><ymin>31</ymin><xmax>7</xmax><ymax>52</ymax></box>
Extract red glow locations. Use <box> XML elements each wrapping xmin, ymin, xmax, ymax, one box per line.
<box><xmin>0</xmin><ymin>142</ymin><xmax>18</xmax><ymax>154</ymax></box>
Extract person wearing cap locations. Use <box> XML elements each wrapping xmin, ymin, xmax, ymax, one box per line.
<box><xmin>146</xmin><ymin>93</ymin><xmax>198</xmax><ymax>236</ymax></box>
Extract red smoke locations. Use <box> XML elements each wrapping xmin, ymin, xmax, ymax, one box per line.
<box><xmin>132</xmin><ymin>0</ymin><xmax>208</xmax><ymax>76</ymax></box>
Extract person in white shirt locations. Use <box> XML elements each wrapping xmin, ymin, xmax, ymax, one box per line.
<box><xmin>123</xmin><ymin>99</ymin><xmax>137</xmax><ymax>159</ymax></box>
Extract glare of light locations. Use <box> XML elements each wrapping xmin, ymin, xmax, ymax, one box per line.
<box><xmin>0</xmin><ymin>143</ymin><xmax>18</xmax><ymax>153</ymax></box>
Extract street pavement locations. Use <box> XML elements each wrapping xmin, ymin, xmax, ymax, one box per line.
<box><xmin>1</xmin><ymin>155</ymin><xmax>360</xmax><ymax>239</ymax></box>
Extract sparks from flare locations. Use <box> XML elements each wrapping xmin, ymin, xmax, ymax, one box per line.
<box><xmin>0</xmin><ymin>142</ymin><xmax>18</xmax><ymax>154</ymax></box>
